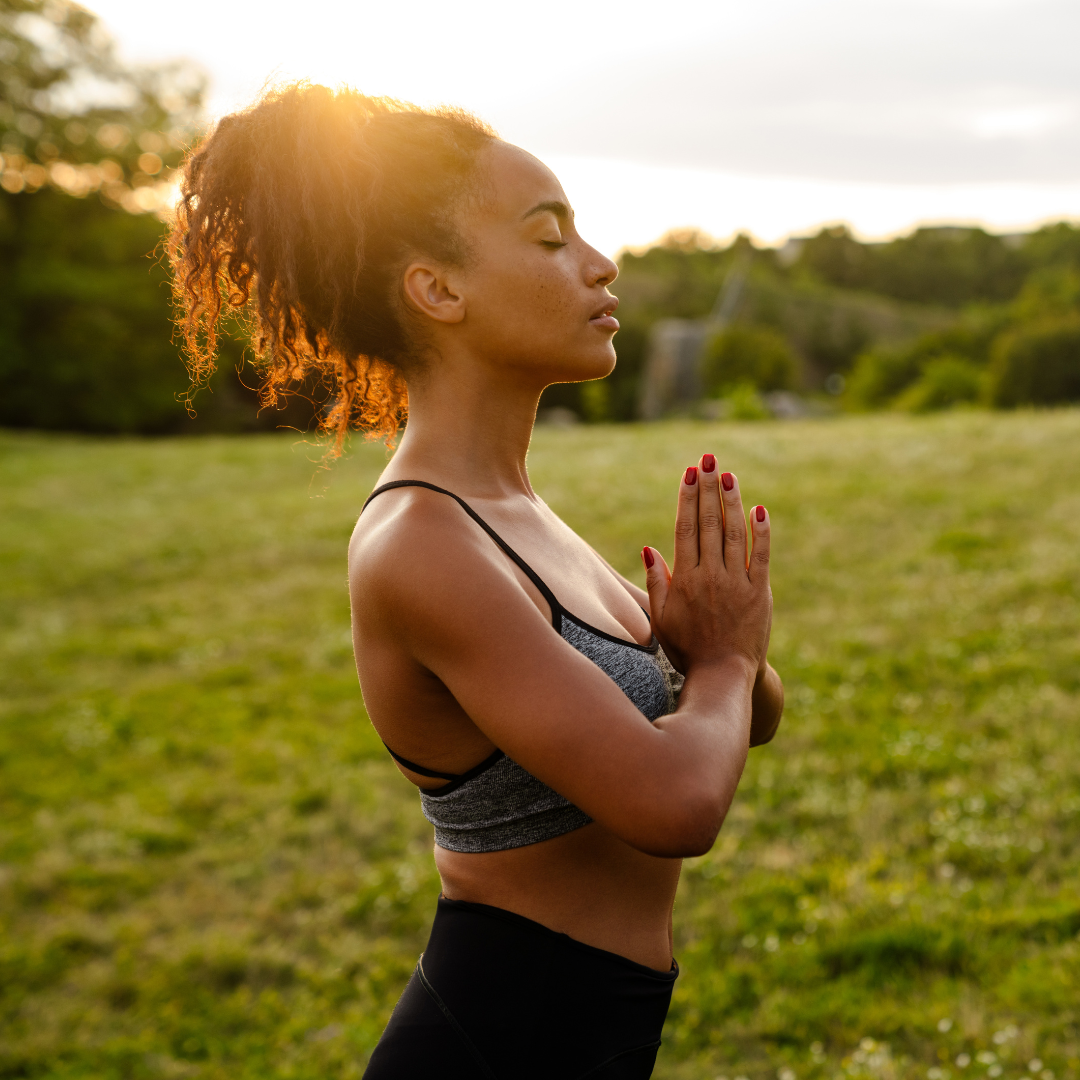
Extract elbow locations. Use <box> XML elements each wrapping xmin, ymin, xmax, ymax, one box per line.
<box><xmin>749</xmin><ymin>716</ymin><xmax>781</xmax><ymax>748</ymax></box>
<box><xmin>749</xmin><ymin>698</ymin><xmax>784</xmax><ymax>748</ymax></box>
<box><xmin>629</xmin><ymin>785</ymin><xmax>728</xmax><ymax>859</ymax></box>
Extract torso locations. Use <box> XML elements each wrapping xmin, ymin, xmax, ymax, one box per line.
<box><xmin>351</xmin><ymin>481</ymin><xmax>683</xmax><ymax>970</ymax></box>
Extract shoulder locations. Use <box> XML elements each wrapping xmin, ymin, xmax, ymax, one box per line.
<box><xmin>349</xmin><ymin>486</ymin><xmax>534</xmax><ymax>640</ymax></box>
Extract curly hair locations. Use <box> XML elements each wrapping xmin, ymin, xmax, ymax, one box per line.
<box><xmin>166</xmin><ymin>83</ymin><xmax>497</xmax><ymax>452</ymax></box>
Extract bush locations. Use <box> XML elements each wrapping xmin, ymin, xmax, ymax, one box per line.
<box><xmin>895</xmin><ymin>356</ymin><xmax>984</xmax><ymax>412</ymax></box>
<box><xmin>701</xmin><ymin>325</ymin><xmax>795</xmax><ymax>395</ymax></box>
<box><xmin>0</xmin><ymin>190</ymin><xmax>316</xmax><ymax>435</ymax></box>
<box><xmin>845</xmin><ymin>347</ymin><xmax>923</xmax><ymax>408</ymax></box>
<box><xmin>988</xmin><ymin>317</ymin><xmax>1080</xmax><ymax>407</ymax></box>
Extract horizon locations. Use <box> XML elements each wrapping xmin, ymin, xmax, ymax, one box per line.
<box><xmin>61</xmin><ymin>0</ymin><xmax>1080</xmax><ymax>255</ymax></box>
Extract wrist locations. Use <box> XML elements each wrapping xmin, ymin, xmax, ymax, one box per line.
<box><xmin>686</xmin><ymin>651</ymin><xmax>758</xmax><ymax>687</ymax></box>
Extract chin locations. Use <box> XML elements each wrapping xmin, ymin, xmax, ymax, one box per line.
<box><xmin>551</xmin><ymin>346</ymin><xmax>617</xmax><ymax>385</ymax></box>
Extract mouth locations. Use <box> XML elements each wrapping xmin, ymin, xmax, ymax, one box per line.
<box><xmin>588</xmin><ymin>296</ymin><xmax>620</xmax><ymax>331</ymax></box>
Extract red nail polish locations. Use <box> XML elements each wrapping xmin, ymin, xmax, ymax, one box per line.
<box><xmin>702</xmin><ymin>454</ymin><xmax>716</xmax><ymax>473</ymax></box>
<box><xmin>756</xmin><ymin>505</ymin><xmax>766</xmax><ymax>522</ymax></box>
<box><xmin>722</xmin><ymin>472</ymin><xmax>734</xmax><ymax>491</ymax></box>
<box><xmin>641</xmin><ymin>546</ymin><xmax>654</xmax><ymax>569</ymax></box>
<box><xmin>685</xmin><ymin>466</ymin><xmax>698</xmax><ymax>486</ymax></box>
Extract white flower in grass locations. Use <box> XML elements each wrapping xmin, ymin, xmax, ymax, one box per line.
<box><xmin>779</xmin><ymin>1068</ymin><xmax>796</xmax><ymax>1080</ymax></box>
<box><xmin>1028</xmin><ymin>1061</ymin><xmax>1042</xmax><ymax>1073</ymax></box>
<box><xmin>929</xmin><ymin>1067</ymin><xmax>945</xmax><ymax>1079</ymax></box>
<box><xmin>938</xmin><ymin>1018</ymin><xmax>954</xmax><ymax>1033</ymax></box>
<box><xmin>956</xmin><ymin>1055</ymin><xmax>971</xmax><ymax>1068</ymax></box>
<box><xmin>977</xmin><ymin>1053</ymin><xmax>998</xmax><ymax>1065</ymax></box>
<box><xmin>765</xmin><ymin>934</ymin><xmax>780</xmax><ymax>952</ymax></box>
<box><xmin>989</xmin><ymin>1066</ymin><xmax>1003</xmax><ymax>1077</ymax></box>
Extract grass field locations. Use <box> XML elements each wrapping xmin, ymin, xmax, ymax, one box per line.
<box><xmin>2</xmin><ymin>411</ymin><xmax>1079</xmax><ymax>1080</ymax></box>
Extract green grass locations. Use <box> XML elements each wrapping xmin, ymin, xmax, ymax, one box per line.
<box><xmin>2</xmin><ymin>412</ymin><xmax>1079</xmax><ymax>1080</ymax></box>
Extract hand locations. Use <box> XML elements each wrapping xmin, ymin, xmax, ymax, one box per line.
<box><xmin>642</xmin><ymin>455</ymin><xmax>772</xmax><ymax>678</ymax></box>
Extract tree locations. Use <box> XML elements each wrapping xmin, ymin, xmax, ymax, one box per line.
<box><xmin>0</xmin><ymin>0</ymin><xmax>203</xmax><ymax>212</ymax></box>
<box><xmin>0</xmin><ymin>1</ymin><xmax>317</xmax><ymax>434</ymax></box>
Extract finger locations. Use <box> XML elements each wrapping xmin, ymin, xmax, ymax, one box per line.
<box><xmin>748</xmin><ymin>503</ymin><xmax>771</xmax><ymax>584</ymax></box>
<box><xmin>673</xmin><ymin>465</ymin><xmax>700</xmax><ymax>569</ymax></box>
<box><xmin>720</xmin><ymin>471</ymin><xmax>748</xmax><ymax>572</ymax></box>
<box><xmin>641</xmin><ymin>546</ymin><xmax>671</xmax><ymax>627</ymax></box>
<box><xmin>697</xmin><ymin>453</ymin><xmax>724</xmax><ymax>570</ymax></box>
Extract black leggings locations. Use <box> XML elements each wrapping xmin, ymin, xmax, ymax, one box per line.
<box><xmin>364</xmin><ymin>897</ymin><xmax>678</xmax><ymax>1079</ymax></box>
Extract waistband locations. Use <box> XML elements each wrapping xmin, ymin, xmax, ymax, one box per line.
<box><xmin>435</xmin><ymin>896</ymin><xmax>679</xmax><ymax>979</ymax></box>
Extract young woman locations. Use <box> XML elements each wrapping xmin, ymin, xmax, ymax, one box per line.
<box><xmin>169</xmin><ymin>83</ymin><xmax>783</xmax><ymax>1079</ymax></box>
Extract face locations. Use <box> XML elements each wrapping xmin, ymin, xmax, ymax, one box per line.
<box><xmin>452</xmin><ymin>142</ymin><xmax>620</xmax><ymax>384</ymax></box>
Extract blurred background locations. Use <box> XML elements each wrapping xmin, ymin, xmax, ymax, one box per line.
<box><xmin>2</xmin><ymin>0</ymin><xmax>1079</xmax><ymax>431</ymax></box>
<box><xmin>2</xmin><ymin>2</ymin><xmax>1079</xmax><ymax>1079</ymax></box>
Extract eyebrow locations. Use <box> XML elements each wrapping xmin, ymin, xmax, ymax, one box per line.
<box><xmin>521</xmin><ymin>199</ymin><xmax>572</xmax><ymax>221</ymax></box>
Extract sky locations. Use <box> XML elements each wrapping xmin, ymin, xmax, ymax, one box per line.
<box><xmin>88</xmin><ymin>0</ymin><xmax>1080</xmax><ymax>254</ymax></box>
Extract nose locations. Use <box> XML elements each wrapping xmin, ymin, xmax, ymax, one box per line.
<box><xmin>585</xmin><ymin>242</ymin><xmax>618</xmax><ymax>288</ymax></box>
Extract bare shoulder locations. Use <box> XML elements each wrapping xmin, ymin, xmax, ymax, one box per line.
<box><xmin>348</xmin><ymin>485</ymin><xmax>533</xmax><ymax>641</ymax></box>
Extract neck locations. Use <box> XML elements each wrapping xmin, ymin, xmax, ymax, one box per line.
<box><xmin>388</xmin><ymin>357</ymin><xmax>545</xmax><ymax>500</ymax></box>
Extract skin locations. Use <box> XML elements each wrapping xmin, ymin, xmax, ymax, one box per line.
<box><xmin>348</xmin><ymin>141</ymin><xmax>784</xmax><ymax>971</ymax></box>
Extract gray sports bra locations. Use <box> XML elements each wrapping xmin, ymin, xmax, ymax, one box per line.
<box><xmin>361</xmin><ymin>481</ymin><xmax>681</xmax><ymax>853</ymax></box>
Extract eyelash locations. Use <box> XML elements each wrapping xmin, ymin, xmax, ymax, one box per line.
<box><xmin>541</xmin><ymin>240</ymin><xmax>568</xmax><ymax>249</ymax></box>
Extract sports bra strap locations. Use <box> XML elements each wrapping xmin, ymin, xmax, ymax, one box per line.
<box><xmin>383</xmin><ymin>743</ymin><xmax>460</xmax><ymax>781</ymax></box>
<box><xmin>384</xmin><ymin>743</ymin><xmax>506</xmax><ymax>791</ymax></box>
<box><xmin>361</xmin><ymin>479</ymin><xmax>563</xmax><ymax>628</ymax></box>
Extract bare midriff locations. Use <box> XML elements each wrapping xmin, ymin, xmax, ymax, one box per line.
<box><xmin>435</xmin><ymin>821</ymin><xmax>682</xmax><ymax>971</ymax></box>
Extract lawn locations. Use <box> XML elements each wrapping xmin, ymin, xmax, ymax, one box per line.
<box><xmin>1</xmin><ymin>411</ymin><xmax>1079</xmax><ymax>1080</ymax></box>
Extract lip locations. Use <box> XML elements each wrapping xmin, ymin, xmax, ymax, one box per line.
<box><xmin>589</xmin><ymin>295</ymin><xmax>619</xmax><ymax>330</ymax></box>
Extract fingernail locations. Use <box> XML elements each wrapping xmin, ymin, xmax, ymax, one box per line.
<box><xmin>641</xmin><ymin>546</ymin><xmax>655</xmax><ymax>569</ymax></box>
<box><xmin>702</xmin><ymin>453</ymin><xmax>716</xmax><ymax>473</ymax></box>
<box><xmin>684</xmin><ymin>466</ymin><xmax>698</xmax><ymax>486</ymax></box>
<box><xmin>756</xmin><ymin>505</ymin><xmax>766</xmax><ymax>522</ymax></box>
<box><xmin>721</xmin><ymin>472</ymin><xmax>734</xmax><ymax>491</ymax></box>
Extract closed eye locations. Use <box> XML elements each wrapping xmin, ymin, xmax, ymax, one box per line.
<box><xmin>541</xmin><ymin>239</ymin><xmax>568</xmax><ymax>249</ymax></box>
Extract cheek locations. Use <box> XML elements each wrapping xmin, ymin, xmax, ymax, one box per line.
<box><xmin>480</xmin><ymin>256</ymin><xmax>580</xmax><ymax>338</ymax></box>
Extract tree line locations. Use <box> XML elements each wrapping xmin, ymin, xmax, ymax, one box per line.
<box><xmin>2</xmin><ymin>0</ymin><xmax>1078</xmax><ymax>434</ymax></box>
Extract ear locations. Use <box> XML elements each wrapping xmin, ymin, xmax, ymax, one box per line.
<box><xmin>402</xmin><ymin>262</ymin><xmax>466</xmax><ymax>325</ymax></box>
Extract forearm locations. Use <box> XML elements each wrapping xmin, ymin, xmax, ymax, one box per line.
<box><xmin>644</xmin><ymin>655</ymin><xmax>757</xmax><ymax>855</ymax></box>
<box><xmin>750</xmin><ymin>662</ymin><xmax>784</xmax><ymax>746</ymax></box>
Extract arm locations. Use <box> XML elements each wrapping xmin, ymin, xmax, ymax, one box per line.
<box><xmin>352</xmin><ymin>468</ymin><xmax>773</xmax><ymax>859</ymax></box>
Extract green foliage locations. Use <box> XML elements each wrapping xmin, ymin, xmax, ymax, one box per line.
<box><xmin>846</xmin><ymin>347</ymin><xmax>925</xmax><ymax>409</ymax></box>
<box><xmin>717</xmin><ymin>382</ymin><xmax>773</xmax><ymax>421</ymax></box>
<box><xmin>702</xmin><ymin>325</ymin><xmax>796</xmax><ymax>395</ymax></box>
<box><xmin>792</xmin><ymin>225</ymin><xmax>1031</xmax><ymax>308</ymax></box>
<box><xmin>895</xmin><ymin>357</ymin><xmax>985</xmax><ymax>413</ymax></box>
<box><xmin>580</xmin><ymin>380</ymin><xmax>610</xmax><ymax>423</ymax></box>
<box><xmin>987</xmin><ymin>317</ymin><xmax>1080</xmax><ymax>408</ymax></box>
<box><xmin>847</xmin><ymin>318</ymin><xmax>1008</xmax><ymax>411</ymax></box>
<box><xmin>0</xmin><ymin>188</ymin><xmax>315</xmax><ymax>434</ymax></box>
<box><xmin>0</xmin><ymin>0</ymin><xmax>203</xmax><ymax>206</ymax></box>
<box><xmin>3</xmin><ymin>414</ymin><xmax>1080</xmax><ymax>1078</ymax></box>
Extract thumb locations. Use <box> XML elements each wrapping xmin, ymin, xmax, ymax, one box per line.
<box><xmin>641</xmin><ymin>546</ymin><xmax>670</xmax><ymax>628</ymax></box>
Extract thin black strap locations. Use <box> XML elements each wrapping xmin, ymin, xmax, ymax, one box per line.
<box><xmin>361</xmin><ymin>480</ymin><xmax>563</xmax><ymax>629</ymax></box>
<box><xmin>385</xmin><ymin>744</ymin><xmax>505</xmax><ymax>794</ymax></box>
<box><xmin>416</xmin><ymin>957</ymin><xmax>500</xmax><ymax>1079</ymax></box>
<box><xmin>383</xmin><ymin>743</ymin><xmax>460</xmax><ymax>781</ymax></box>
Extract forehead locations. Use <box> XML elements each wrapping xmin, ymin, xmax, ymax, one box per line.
<box><xmin>477</xmin><ymin>142</ymin><xmax>570</xmax><ymax>223</ymax></box>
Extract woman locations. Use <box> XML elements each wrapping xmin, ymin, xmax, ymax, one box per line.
<box><xmin>169</xmin><ymin>83</ymin><xmax>783</xmax><ymax>1079</ymax></box>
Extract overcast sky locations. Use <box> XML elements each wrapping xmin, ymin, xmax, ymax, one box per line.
<box><xmin>89</xmin><ymin>0</ymin><xmax>1080</xmax><ymax>252</ymax></box>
